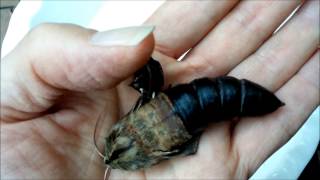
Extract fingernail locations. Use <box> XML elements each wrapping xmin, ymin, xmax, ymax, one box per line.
<box><xmin>90</xmin><ymin>26</ymin><xmax>154</xmax><ymax>46</ymax></box>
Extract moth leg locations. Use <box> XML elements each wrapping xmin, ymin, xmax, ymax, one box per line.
<box><xmin>155</xmin><ymin>133</ymin><xmax>203</xmax><ymax>159</ymax></box>
<box><xmin>151</xmin><ymin>149</ymin><xmax>181</xmax><ymax>160</ymax></box>
<box><xmin>131</xmin><ymin>96</ymin><xmax>144</xmax><ymax>112</ymax></box>
<box><xmin>131</xmin><ymin>90</ymin><xmax>153</xmax><ymax>112</ymax></box>
<box><xmin>178</xmin><ymin>133</ymin><xmax>202</xmax><ymax>156</ymax></box>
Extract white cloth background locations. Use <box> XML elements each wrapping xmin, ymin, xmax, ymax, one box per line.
<box><xmin>2</xmin><ymin>1</ymin><xmax>319</xmax><ymax>179</ymax></box>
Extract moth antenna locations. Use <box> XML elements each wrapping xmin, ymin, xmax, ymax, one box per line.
<box><xmin>93</xmin><ymin>111</ymin><xmax>106</xmax><ymax>159</ymax></box>
<box><xmin>94</xmin><ymin>110</ymin><xmax>112</xmax><ymax>180</ymax></box>
<box><xmin>104</xmin><ymin>166</ymin><xmax>111</xmax><ymax>180</ymax></box>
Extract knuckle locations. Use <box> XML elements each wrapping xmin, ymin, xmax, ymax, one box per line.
<box><xmin>29</xmin><ymin>23</ymin><xmax>55</xmax><ymax>37</ymax></box>
<box><xmin>27</xmin><ymin>23</ymin><xmax>56</xmax><ymax>49</ymax></box>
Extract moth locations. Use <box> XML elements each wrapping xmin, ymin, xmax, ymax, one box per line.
<box><xmin>102</xmin><ymin>58</ymin><xmax>284</xmax><ymax>171</ymax></box>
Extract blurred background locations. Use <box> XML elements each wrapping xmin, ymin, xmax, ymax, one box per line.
<box><xmin>0</xmin><ymin>0</ymin><xmax>19</xmax><ymax>47</ymax></box>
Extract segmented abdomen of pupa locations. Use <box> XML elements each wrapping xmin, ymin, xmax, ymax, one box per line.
<box><xmin>165</xmin><ymin>76</ymin><xmax>284</xmax><ymax>134</ymax></box>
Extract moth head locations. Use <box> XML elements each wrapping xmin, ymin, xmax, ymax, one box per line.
<box><xmin>104</xmin><ymin>129</ymin><xmax>143</xmax><ymax>170</ymax></box>
<box><xmin>103</xmin><ymin>113</ymin><xmax>165</xmax><ymax>170</ymax></box>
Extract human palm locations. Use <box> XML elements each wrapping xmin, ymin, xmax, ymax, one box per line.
<box><xmin>1</xmin><ymin>1</ymin><xmax>319</xmax><ymax>179</ymax></box>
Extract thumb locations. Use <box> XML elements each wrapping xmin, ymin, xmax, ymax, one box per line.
<box><xmin>1</xmin><ymin>23</ymin><xmax>155</xmax><ymax>121</ymax></box>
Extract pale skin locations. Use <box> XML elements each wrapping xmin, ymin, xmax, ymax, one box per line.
<box><xmin>1</xmin><ymin>0</ymin><xmax>319</xmax><ymax>179</ymax></box>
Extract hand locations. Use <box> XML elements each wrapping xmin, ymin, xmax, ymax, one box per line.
<box><xmin>1</xmin><ymin>1</ymin><xmax>318</xmax><ymax>180</ymax></box>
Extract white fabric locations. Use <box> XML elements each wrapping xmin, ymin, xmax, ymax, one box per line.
<box><xmin>2</xmin><ymin>1</ymin><xmax>319</xmax><ymax>179</ymax></box>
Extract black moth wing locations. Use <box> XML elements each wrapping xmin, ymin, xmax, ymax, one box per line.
<box><xmin>130</xmin><ymin>57</ymin><xmax>164</xmax><ymax>107</ymax></box>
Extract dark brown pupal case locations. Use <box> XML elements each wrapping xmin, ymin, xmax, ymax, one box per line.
<box><xmin>164</xmin><ymin>76</ymin><xmax>284</xmax><ymax>135</ymax></box>
<box><xmin>103</xmin><ymin>76</ymin><xmax>284</xmax><ymax>171</ymax></box>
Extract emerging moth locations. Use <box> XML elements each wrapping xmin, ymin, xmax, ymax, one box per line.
<box><xmin>103</xmin><ymin>58</ymin><xmax>284</xmax><ymax>171</ymax></box>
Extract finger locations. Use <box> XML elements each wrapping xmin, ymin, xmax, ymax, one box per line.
<box><xmin>235</xmin><ymin>50</ymin><xmax>319</xmax><ymax>175</ymax></box>
<box><xmin>1</xmin><ymin>24</ymin><xmax>155</xmax><ymax>121</ymax></box>
<box><xmin>229</xmin><ymin>0</ymin><xmax>319</xmax><ymax>91</ymax></box>
<box><xmin>109</xmin><ymin>169</ymin><xmax>145</xmax><ymax>180</ymax></box>
<box><xmin>165</xmin><ymin>0</ymin><xmax>302</xmax><ymax>84</ymax></box>
<box><xmin>145</xmin><ymin>0</ymin><xmax>239</xmax><ymax>58</ymax></box>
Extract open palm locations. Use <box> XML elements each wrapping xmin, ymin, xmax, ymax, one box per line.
<box><xmin>1</xmin><ymin>1</ymin><xmax>319</xmax><ymax>179</ymax></box>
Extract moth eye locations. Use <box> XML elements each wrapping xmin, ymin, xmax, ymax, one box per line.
<box><xmin>109</xmin><ymin>146</ymin><xmax>128</xmax><ymax>161</ymax></box>
<box><xmin>107</xmin><ymin>131</ymin><xmax>117</xmax><ymax>143</ymax></box>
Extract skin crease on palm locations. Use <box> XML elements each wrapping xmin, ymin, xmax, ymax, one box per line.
<box><xmin>0</xmin><ymin>0</ymin><xmax>319</xmax><ymax>179</ymax></box>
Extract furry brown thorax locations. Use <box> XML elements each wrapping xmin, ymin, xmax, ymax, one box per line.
<box><xmin>104</xmin><ymin>93</ymin><xmax>192</xmax><ymax>170</ymax></box>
